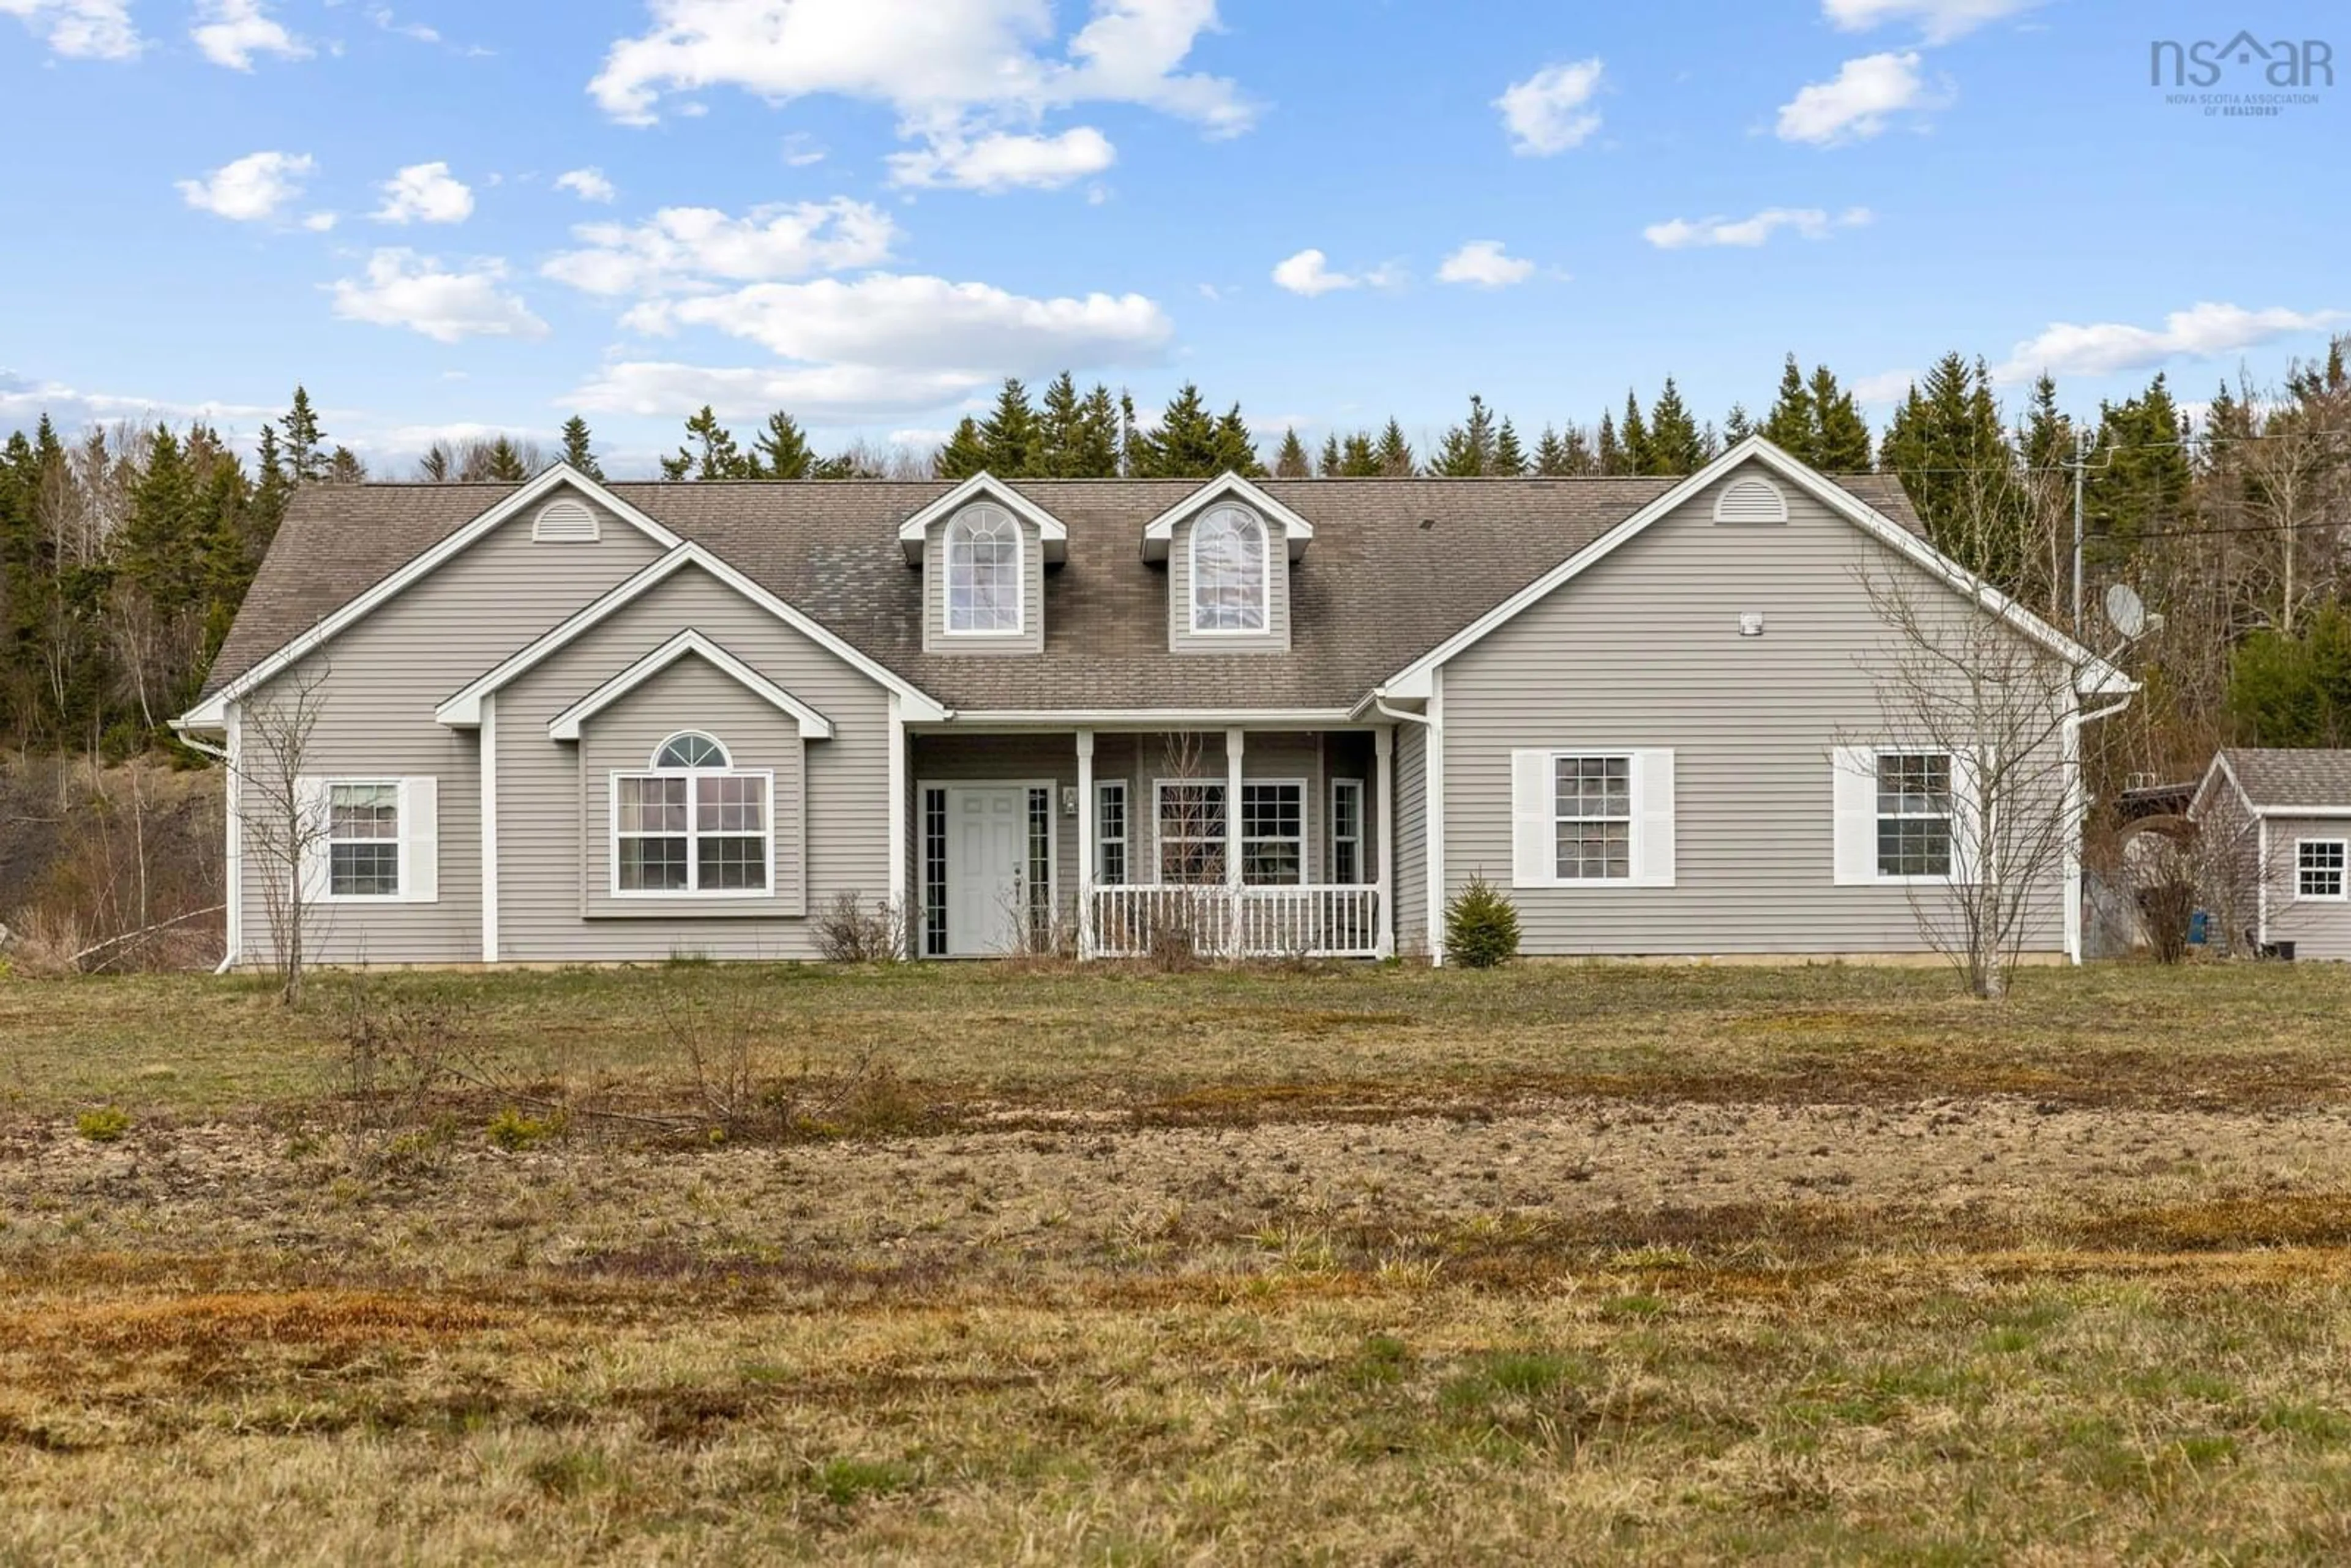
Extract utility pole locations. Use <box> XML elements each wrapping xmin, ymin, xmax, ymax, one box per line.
<box><xmin>2063</xmin><ymin>427</ymin><xmax>2115</xmax><ymax>635</ymax></box>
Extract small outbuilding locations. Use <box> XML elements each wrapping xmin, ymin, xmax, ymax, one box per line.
<box><xmin>2189</xmin><ymin>749</ymin><xmax>2351</xmax><ymax>960</ymax></box>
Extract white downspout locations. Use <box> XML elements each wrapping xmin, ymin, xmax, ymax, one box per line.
<box><xmin>171</xmin><ymin>715</ymin><xmax>240</xmax><ymax>974</ymax></box>
<box><xmin>1371</xmin><ymin>686</ymin><xmax>1444</xmax><ymax>965</ymax></box>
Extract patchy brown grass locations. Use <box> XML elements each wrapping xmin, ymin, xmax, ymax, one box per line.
<box><xmin>8</xmin><ymin>962</ymin><xmax>2351</xmax><ymax>1560</ymax></box>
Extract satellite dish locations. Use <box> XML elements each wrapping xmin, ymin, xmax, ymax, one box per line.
<box><xmin>2105</xmin><ymin>582</ymin><xmax>2148</xmax><ymax>639</ymax></box>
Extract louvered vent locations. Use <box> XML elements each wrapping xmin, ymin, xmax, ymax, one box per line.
<box><xmin>1712</xmin><ymin>476</ymin><xmax>1788</xmax><ymax>525</ymax></box>
<box><xmin>533</xmin><ymin>498</ymin><xmax>599</xmax><ymax>542</ymax></box>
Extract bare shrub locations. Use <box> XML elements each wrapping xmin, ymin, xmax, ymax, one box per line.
<box><xmin>814</xmin><ymin>890</ymin><xmax>907</xmax><ymax>964</ymax></box>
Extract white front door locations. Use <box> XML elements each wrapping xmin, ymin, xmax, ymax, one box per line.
<box><xmin>947</xmin><ymin>786</ymin><xmax>1032</xmax><ymax>956</ymax></box>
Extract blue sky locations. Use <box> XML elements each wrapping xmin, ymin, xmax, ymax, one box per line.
<box><xmin>1</xmin><ymin>0</ymin><xmax>2342</xmax><ymax>475</ymax></box>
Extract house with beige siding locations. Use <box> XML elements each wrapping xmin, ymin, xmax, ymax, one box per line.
<box><xmin>2190</xmin><ymin>749</ymin><xmax>2351</xmax><ymax>961</ymax></box>
<box><xmin>174</xmin><ymin>437</ymin><xmax>2129</xmax><ymax>967</ymax></box>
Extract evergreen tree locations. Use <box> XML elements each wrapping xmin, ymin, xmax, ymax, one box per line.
<box><xmin>1644</xmin><ymin>378</ymin><xmax>1705</xmax><ymax>475</ymax></box>
<box><xmin>1211</xmin><ymin>403</ymin><xmax>1263</xmax><ymax>476</ymax></box>
<box><xmin>1374</xmin><ymin>418</ymin><xmax>1415</xmax><ymax>477</ymax></box>
<box><xmin>751</xmin><ymin>410</ymin><xmax>816</xmax><ymax>479</ymax></box>
<box><xmin>1433</xmin><ymin>394</ymin><xmax>1499</xmax><ymax>476</ymax></box>
<box><xmin>1619</xmin><ymin>391</ymin><xmax>1652</xmax><ymax>476</ymax></box>
<box><xmin>247</xmin><ymin>422</ymin><xmax>291</xmax><ymax>560</ymax></box>
<box><xmin>2083</xmin><ymin>372</ymin><xmax>2194</xmax><ymax>572</ymax></box>
<box><xmin>1880</xmin><ymin>353</ymin><xmax>2028</xmax><ymax>587</ymax></box>
<box><xmin>1760</xmin><ymin>354</ymin><xmax>1816</xmax><ymax>462</ymax></box>
<box><xmin>1340</xmin><ymin>433</ymin><xmax>1382</xmax><ymax>477</ymax></box>
<box><xmin>934</xmin><ymin>416</ymin><xmax>990</xmax><ymax>481</ymax></box>
<box><xmin>1534</xmin><ymin>425</ymin><xmax>1571</xmax><ymax>476</ymax></box>
<box><xmin>558</xmin><ymin>415</ymin><xmax>605</xmax><ymax>479</ymax></box>
<box><xmin>1723</xmin><ymin>403</ymin><xmax>1755</xmax><ymax>445</ymax></box>
<box><xmin>1596</xmin><ymin>410</ymin><xmax>1624</xmax><ymax>476</ymax></box>
<box><xmin>1131</xmin><ymin>384</ymin><xmax>1222</xmax><ymax>478</ymax></box>
<box><xmin>1808</xmin><ymin>366</ymin><xmax>1874</xmax><ymax>470</ymax></box>
<box><xmin>324</xmin><ymin>446</ymin><xmax>367</xmax><ymax>484</ymax></box>
<box><xmin>282</xmin><ymin>386</ymin><xmax>326</xmax><ymax>484</ymax></box>
<box><xmin>417</xmin><ymin>443</ymin><xmax>454</xmax><ymax>482</ymax></box>
<box><xmin>1273</xmin><ymin>427</ymin><xmax>1311</xmax><ymax>478</ymax></box>
<box><xmin>1035</xmin><ymin>373</ymin><xmax>1085</xmax><ymax>478</ymax></box>
<box><xmin>484</xmin><ymin>437</ymin><xmax>528</xmax><ymax>482</ymax></box>
<box><xmin>1318</xmin><ymin>433</ymin><xmax>1344</xmax><ymax>478</ymax></box>
<box><xmin>1074</xmin><ymin>383</ymin><xmax>1123</xmax><ymax>478</ymax></box>
<box><xmin>1493</xmin><ymin>418</ymin><xmax>1528</xmax><ymax>477</ymax></box>
<box><xmin>664</xmin><ymin>405</ymin><xmax>749</xmax><ymax>481</ymax></box>
<box><xmin>978</xmin><ymin>378</ymin><xmax>1039</xmax><ymax>475</ymax></box>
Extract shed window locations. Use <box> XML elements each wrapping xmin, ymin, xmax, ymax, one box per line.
<box><xmin>2298</xmin><ymin>839</ymin><xmax>2347</xmax><ymax>901</ymax></box>
<box><xmin>945</xmin><ymin>505</ymin><xmax>1022</xmax><ymax>635</ymax></box>
<box><xmin>1191</xmin><ymin>505</ymin><xmax>1269</xmax><ymax>634</ymax></box>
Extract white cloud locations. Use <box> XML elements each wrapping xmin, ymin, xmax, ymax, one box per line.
<box><xmin>781</xmin><ymin>133</ymin><xmax>827</xmax><ymax>167</ymax></box>
<box><xmin>367</xmin><ymin>5</ymin><xmax>440</xmax><ymax>43</ymax></box>
<box><xmin>1494</xmin><ymin>58</ymin><xmax>1603</xmax><ymax>156</ymax></box>
<box><xmin>1269</xmin><ymin>249</ymin><xmax>1401</xmax><ymax>298</ymax></box>
<box><xmin>1643</xmin><ymin>206</ymin><xmax>1873</xmax><ymax>249</ymax></box>
<box><xmin>622</xmin><ymin>273</ymin><xmax>1172</xmax><ymax>372</ymax></box>
<box><xmin>0</xmin><ymin>371</ymin><xmax>276</xmax><ymax>437</ymax></box>
<box><xmin>191</xmin><ymin>0</ymin><xmax>310</xmax><ymax>70</ymax></box>
<box><xmin>555</xmin><ymin>167</ymin><xmax>619</xmax><ymax>203</ymax></box>
<box><xmin>1992</xmin><ymin>302</ymin><xmax>2347</xmax><ymax>383</ymax></box>
<box><xmin>542</xmin><ymin>199</ymin><xmax>898</xmax><ymax>295</ymax></box>
<box><xmin>1851</xmin><ymin>369</ymin><xmax>1919</xmax><ymax>405</ymax></box>
<box><xmin>1436</xmin><ymin>239</ymin><xmax>1535</xmax><ymax>288</ymax></box>
<box><xmin>588</xmin><ymin>0</ymin><xmax>1254</xmax><ymax>137</ymax></box>
<box><xmin>0</xmin><ymin>0</ymin><xmax>140</xmax><ymax>58</ymax></box>
<box><xmin>571</xmin><ymin>361</ymin><xmax>994</xmax><ymax>423</ymax></box>
<box><xmin>887</xmin><ymin>126</ymin><xmax>1116</xmax><ymax>191</ymax></box>
<box><xmin>1776</xmin><ymin>51</ymin><xmax>1938</xmax><ymax>145</ymax></box>
<box><xmin>328</xmin><ymin>249</ymin><xmax>549</xmax><ymax>343</ymax></box>
<box><xmin>373</xmin><ymin>162</ymin><xmax>476</xmax><ymax>224</ymax></box>
<box><xmin>175</xmin><ymin>150</ymin><xmax>315</xmax><ymax>222</ymax></box>
<box><xmin>1822</xmin><ymin>0</ymin><xmax>2038</xmax><ymax>44</ymax></box>
<box><xmin>302</xmin><ymin>211</ymin><xmax>339</xmax><ymax>231</ymax></box>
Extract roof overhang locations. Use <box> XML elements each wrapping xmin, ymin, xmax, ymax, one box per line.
<box><xmin>916</xmin><ymin>707</ymin><xmax>1361</xmax><ymax>732</ymax></box>
<box><xmin>179</xmin><ymin>463</ymin><xmax>680</xmax><ymax>729</ymax></box>
<box><xmin>1141</xmin><ymin>472</ymin><xmax>1314</xmax><ymax>563</ymax></box>
<box><xmin>896</xmin><ymin>473</ymin><xmax>1068</xmax><ymax>565</ymax></box>
<box><xmin>1371</xmin><ymin>435</ymin><xmax>2135</xmax><ymax>700</ymax></box>
<box><xmin>547</xmin><ymin>629</ymin><xmax>833</xmax><ymax>741</ymax></box>
<box><xmin>435</xmin><ymin>540</ymin><xmax>948</xmax><ymax>727</ymax></box>
<box><xmin>2191</xmin><ymin>750</ymin><xmax>2351</xmax><ymax>819</ymax></box>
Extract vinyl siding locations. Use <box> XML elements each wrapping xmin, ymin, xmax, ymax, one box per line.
<box><xmin>922</xmin><ymin>513</ymin><xmax>1046</xmax><ymax>655</ymax></box>
<box><xmin>1438</xmin><ymin>463</ymin><xmax>2068</xmax><ymax>956</ymax></box>
<box><xmin>233</xmin><ymin>491</ymin><xmax>666</xmax><ymax>966</ymax></box>
<box><xmin>2263</xmin><ymin>814</ymin><xmax>2351</xmax><ymax>960</ymax></box>
<box><xmin>1393</xmin><ymin>723</ymin><xmax>1427</xmax><ymax>956</ymax></box>
<box><xmin>495</xmin><ymin>562</ymin><xmax>894</xmax><ymax>961</ymax></box>
<box><xmin>1166</xmin><ymin>509</ymin><xmax>1292</xmax><ymax>653</ymax></box>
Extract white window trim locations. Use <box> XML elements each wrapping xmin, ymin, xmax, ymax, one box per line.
<box><xmin>1834</xmin><ymin>746</ymin><xmax>1982</xmax><ymax>887</ymax></box>
<box><xmin>2295</xmin><ymin>838</ymin><xmax>2349</xmax><ymax>902</ymax></box>
<box><xmin>1095</xmin><ymin>779</ymin><xmax>1130</xmax><ymax>886</ymax></box>
<box><xmin>651</xmin><ymin>729</ymin><xmax>732</xmax><ymax>770</ymax></box>
<box><xmin>1149</xmin><ymin>776</ymin><xmax>1310</xmax><ymax>886</ymax></box>
<box><xmin>1187</xmin><ymin>504</ymin><xmax>1274</xmax><ymax>637</ymax></box>
<box><xmin>318</xmin><ymin>777</ymin><xmax>406</xmax><ymax>903</ymax></box>
<box><xmin>1330</xmin><ymin>777</ymin><xmax>1365</xmax><ymax>886</ymax></box>
<box><xmin>1551</xmin><ymin>754</ymin><xmax>1636</xmax><ymax>884</ymax></box>
<box><xmin>607</xmin><ymin>767</ymin><xmax>777</xmax><ymax>901</ymax></box>
<box><xmin>942</xmin><ymin>503</ymin><xmax>1026</xmax><ymax>639</ymax></box>
<box><xmin>1510</xmin><ymin>749</ymin><xmax>1676</xmax><ymax>890</ymax></box>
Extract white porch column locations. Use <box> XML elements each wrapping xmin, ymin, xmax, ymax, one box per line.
<box><xmin>886</xmin><ymin>695</ymin><xmax>907</xmax><ymax>957</ymax></box>
<box><xmin>1076</xmin><ymin>729</ymin><xmax>1095</xmax><ymax>959</ymax></box>
<box><xmin>1226</xmin><ymin>726</ymin><xmax>1246</xmax><ymax>958</ymax></box>
<box><xmin>480</xmin><ymin>691</ymin><xmax>499</xmax><ymax>964</ymax></box>
<box><xmin>1374</xmin><ymin>724</ymin><xmax>1395</xmax><ymax>959</ymax></box>
<box><xmin>1426</xmin><ymin>668</ymin><xmax>1446</xmax><ymax>965</ymax></box>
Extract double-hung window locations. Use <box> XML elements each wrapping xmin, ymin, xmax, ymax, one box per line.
<box><xmin>613</xmin><ymin>732</ymin><xmax>772</xmax><ymax>896</ymax></box>
<box><xmin>1096</xmin><ymin>781</ymin><xmax>1128</xmax><ymax>886</ymax></box>
<box><xmin>1554</xmin><ymin>756</ymin><xmax>1632</xmax><ymax>881</ymax></box>
<box><xmin>944</xmin><ymin>504</ymin><xmax>1022</xmax><ymax>635</ymax></box>
<box><xmin>328</xmin><ymin>782</ymin><xmax>401</xmax><ymax>897</ymax></box>
<box><xmin>1152</xmin><ymin>779</ymin><xmax>1306</xmax><ymax>885</ymax></box>
<box><xmin>1156</xmin><ymin>781</ymin><xmax>1226</xmax><ymax>884</ymax></box>
<box><xmin>1875</xmin><ymin>752</ymin><xmax>1955</xmax><ymax>879</ymax></box>
<box><xmin>1239</xmin><ymin>782</ymin><xmax>1304</xmax><ymax>885</ymax></box>
<box><xmin>2298</xmin><ymin>839</ymin><xmax>2347</xmax><ymax>900</ymax></box>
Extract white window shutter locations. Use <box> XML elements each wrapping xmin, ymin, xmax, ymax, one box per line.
<box><xmin>1510</xmin><ymin>749</ymin><xmax>1555</xmax><ymax>888</ymax></box>
<box><xmin>1831</xmin><ymin>747</ymin><xmax>1880</xmax><ymax>887</ymax></box>
<box><xmin>1951</xmin><ymin>749</ymin><xmax>1989</xmax><ymax>886</ymax></box>
<box><xmin>294</xmin><ymin>776</ymin><xmax>330</xmax><ymax>905</ymax></box>
<box><xmin>401</xmin><ymin>776</ymin><xmax>440</xmax><ymax>904</ymax></box>
<box><xmin>1632</xmin><ymin>749</ymin><xmax>1676</xmax><ymax>887</ymax></box>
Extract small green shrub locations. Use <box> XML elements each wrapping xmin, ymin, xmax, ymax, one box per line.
<box><xmin>76</xmin><ymin>1106</ymin><xmax>132</xmax><ymax>1142</ymax></box>
<box><xmin>486</xmin><ymin>1106</ymin><xmax>557</xmax><ymax>1151</ymax></box>
<box><xmin>1445</xmin><ymin>873</ymin><xmax>1521</xmax><ymax>969</ymax></box>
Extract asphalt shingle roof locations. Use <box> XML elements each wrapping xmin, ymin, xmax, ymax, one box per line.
<box><xmin>202</xmin><ymin>473</ymin><xmax>1926</xmax><ymax>712</ymax></box>
<box><xmin>2218</xmin><ymin>748</ymin><xmax>2351</xmax><ymax>811</ymax></box>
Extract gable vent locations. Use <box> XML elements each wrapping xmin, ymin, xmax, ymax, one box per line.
<box><xmin>533</xmin><ymin>498</ymin><xmax>600</xmax><ymax>543</ymax></box>
<box><xmin>1712</xmin><ymin>476</ymin><xmax>1788</xmax><ymax>525</ymax></box>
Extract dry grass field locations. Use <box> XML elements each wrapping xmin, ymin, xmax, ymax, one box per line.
<box><xmin>6</xmin><ymin>959</ymin><xmax>2351</xmax><ymax>1562</ymax></box>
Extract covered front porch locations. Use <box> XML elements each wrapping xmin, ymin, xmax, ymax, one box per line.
<box><xmin>906</xmin><ymin>724</ymin><xmax>1396</xmax><ymax>960</ymax></box>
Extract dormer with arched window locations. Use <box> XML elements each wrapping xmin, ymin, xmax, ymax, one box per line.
<box><xmin>898</xmin><ymin>475</ymin><xmax>1067</xmax><ymax>655</ymax></box>
<box><xmin>1142</xmin><ymin>473</ymin><xmax>1314</xmax><ymax>654</ymax></box>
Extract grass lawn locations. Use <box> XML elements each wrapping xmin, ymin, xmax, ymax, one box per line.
<box><xmin>6</xmin><ymin>959</ymin><xmax>2351</xmax><ymax>1561</ymax></box>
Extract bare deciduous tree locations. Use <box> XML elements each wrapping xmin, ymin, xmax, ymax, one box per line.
<box><xmin>235</xmin><ymin>661</ymin><xmax>334</xmax><ymax>1003</ymax></box>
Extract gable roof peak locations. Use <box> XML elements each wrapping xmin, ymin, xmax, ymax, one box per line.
<box><xmin>896</xmin><ymin>471</ymin><xmax>1069</xmax><ymax>564</ymax></box>
<box><xmin>1140</xmin><ymin>471</ymin><xmax>1316</xmax><ymax>562</ymax></box>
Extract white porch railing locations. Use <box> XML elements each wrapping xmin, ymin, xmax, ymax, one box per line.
<box><xmin>1087</xmin><ymin>884</ymin><xmax>1381</xmax><ymax>959</ymax></box>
